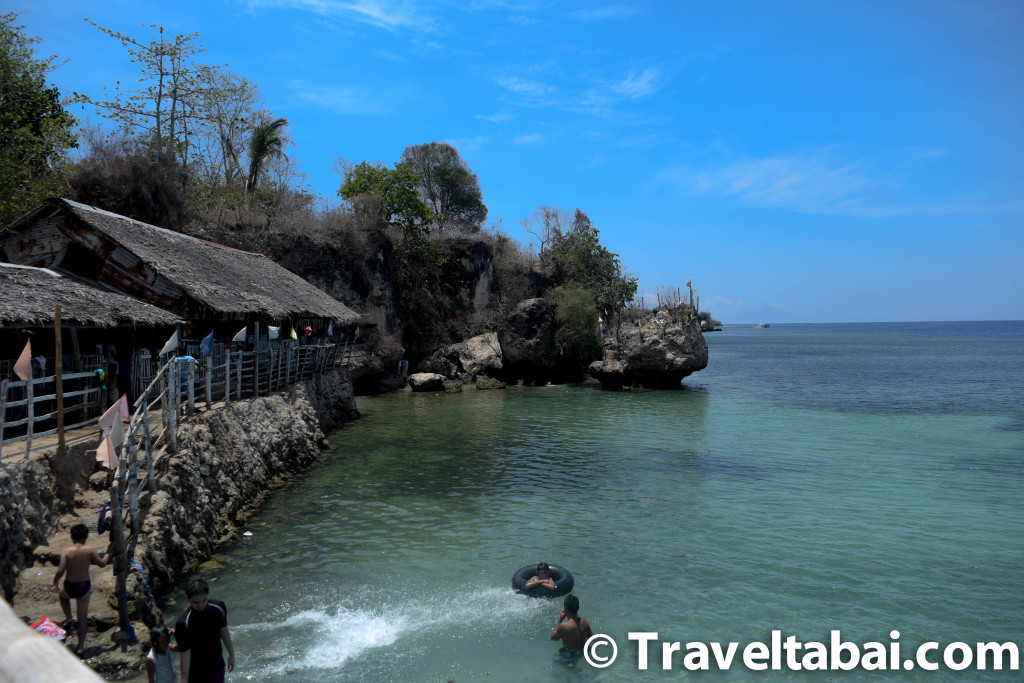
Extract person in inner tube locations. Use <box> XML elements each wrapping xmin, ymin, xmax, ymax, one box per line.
<box><xmin>525</xmin><ymin>561</ymin><xmax>556</xmax><ymax>591</ymax></box>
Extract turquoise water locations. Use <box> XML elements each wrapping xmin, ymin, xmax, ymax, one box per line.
<box><xmin>175</xmin><ymin>322</ymin><xmax>1024</xmax><ymax>681</ymax></box>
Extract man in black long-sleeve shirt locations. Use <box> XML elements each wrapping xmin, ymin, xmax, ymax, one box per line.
<box><xmin>174</xmin><ymin>579</ymin><xmax>235</xmax><ymax>683</ymax></box>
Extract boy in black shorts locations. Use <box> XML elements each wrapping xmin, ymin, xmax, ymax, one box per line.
<box><xmin>54</xmin><ymin>522</ymin><xmax>111</xmax><ymax>654</ymax></box>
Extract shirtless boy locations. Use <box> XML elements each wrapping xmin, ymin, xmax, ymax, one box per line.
<box><xmin>550</xmin><ymin>595</ymin><xmax>593</xmax><ymax>652</ymax></box>
<box><xmin>53</xmin><ymin>522</ymin><xmax>111</xmax><ymax>654</ymax></box>
<box><xmin>524</xmin><ymin>561</ymin><xmax>556</xmax><ymax>591</ymax></box>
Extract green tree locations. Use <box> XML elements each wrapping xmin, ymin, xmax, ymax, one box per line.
<box><xmin>338</xmin><ymin>161</ymin><xmax>432</xmax><ymax>236</ymax></box>
<box><xmin>73</xmin><ymin>20</ymin><xmax>264</xmax><ymax>197</ymax></box>
<box><xmin>0</xmin><ymin>13</ymin><xmax>78</xmax><ymax>225</ymax></box>
<box><xmin>541</xmin><ymin>208</ymin><xmax>637</xmax><ymax>315</ymax></box>
<box><xmin>245</xmin><ymin>116</ymin><xmax>290</xmax><ymax>194</ymax></box>
<box><xmin>554</xmin><ymin>283</ymin><xmax>603</xmax><ymax>368</ymax></box>
<box><xmin>399</xmin><ymin>142</ymin><xmax>486</xmax><ymax>234</ymax></box>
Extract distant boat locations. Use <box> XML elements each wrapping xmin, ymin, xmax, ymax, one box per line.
<box><xmin>757</xmin><ymin>322</ymin><xmax>770</xmax><ymax>328</ymax></box>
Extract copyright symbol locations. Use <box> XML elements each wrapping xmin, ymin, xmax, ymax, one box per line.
<box><xmin>584</xmin><ymin>633</ymin><xmax>617</xmax><ymax>668</ymax></box>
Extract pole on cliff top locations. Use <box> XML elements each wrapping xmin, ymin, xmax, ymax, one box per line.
<box><xmin>55</xmin><ymin>304</ymin><xmax>65</xmax><ymax>450</ymax></box>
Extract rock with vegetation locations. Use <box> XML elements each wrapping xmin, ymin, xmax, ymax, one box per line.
<box><xmin>589</xmin><ymin>314</ymin><xmax>708</xmax><ymax>390</ymax></box>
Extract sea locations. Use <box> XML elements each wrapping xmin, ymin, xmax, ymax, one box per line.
<box><xmin>164</xmin><ymin>321</ymin><xmax>1024</xmax><ymax>682</ymax></box>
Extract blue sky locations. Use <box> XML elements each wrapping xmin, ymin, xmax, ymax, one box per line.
<box><xmin>8</xmin><ymin>0</ymin><xmax>1024</xmax><ymax>323</ymax></box>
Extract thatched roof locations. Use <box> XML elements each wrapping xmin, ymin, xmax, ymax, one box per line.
<box><xmin>0</xmin><ymin>263</ymin><xmax>182</xmax><ymax>328</ymax></box>
<box><xmin>5</xmin><ymin>198</ymin><xmax>361</xmax><ymax>324</ymax></box>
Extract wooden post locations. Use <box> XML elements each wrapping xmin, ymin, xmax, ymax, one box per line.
<box><xmin>25</xmin><ymin>378</ymin><xmax>34</xmax><ymax>458</ymax></box>
<box><xmin>167</xmin><ymin>359</ymin><xmax>177</xmax><ymax>453</ymax></box>
<box><xmin>205</xmin><ymin>361</ymin><xmax>213</xmax><ymax>411</ymax></box>
<box><xmin>54</xmin><ymin>304</ymin><xmax>65</xmax><ymax>450</ymax></box>
<box><xmin>187</xmin><ymin>359</ymin><xmax>195</xmax><ymax>414</ymax></box>
<box><xmin>128</xmin><ymin>442</ymin><xmax>140</xmax><ymax>535</ymax></box>
<box><xmin>0</xmin><ymin>380</ymin><xmax>7</xmax><ymax>446</ymax></box>
<box><xmin>224</xmin><ymin>353</ymin><xmax>231</xmax><ymax>406</ymax></box>
<box><xmin>107</xmin><ymin>480</ymin><xmax>131</xmax><ymax>639</ymax></box>
<box><xmin>286</xmin><ymin>347</ymin><xmax>293</xmax><ymax>385</ymax></box>
<box><xmin>142</xmin><ymin>408</ymin><xmax>155</xmax><ymax>494</ymax></box>
<box><xmin>252</xmin><ymin>325</ymin><xmax>260</xmax><ymax>395</ymax></box>
<box><xmin>235</xmin><ymin>352</ymin><xmax>242</xmax><ymax>401</ymax></box>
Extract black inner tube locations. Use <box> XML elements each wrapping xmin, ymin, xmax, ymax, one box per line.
<box><xmin>511</xmin><ymin>564</ymin><xmax>575</xmax><ymax>598</ymax></box>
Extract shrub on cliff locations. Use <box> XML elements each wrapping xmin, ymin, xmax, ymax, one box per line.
<box><xmin>554</xmin><ymin>283</ymin><xmax>602</xmax><ymax>373</ymax></box>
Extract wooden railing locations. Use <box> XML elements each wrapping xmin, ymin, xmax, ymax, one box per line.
<box><xmin>112</xmin><ymin>343</ymin><xmax>339</xmax><ymax>529</ymax></box>
<box><xmin>0</xmin><ymin>371</ymin><xmax>103</xmax><ymax>458</ymax></box>
<box><xmin>2</xmin><ymin>342</ymin><xmax>341</xmax><ymax>466</ymax></box>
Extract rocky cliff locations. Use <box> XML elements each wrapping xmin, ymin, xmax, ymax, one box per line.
<box><xmin>589</xmin><ymin>314</ymin><xmax>709</xmax><ymax>389</ymax></box>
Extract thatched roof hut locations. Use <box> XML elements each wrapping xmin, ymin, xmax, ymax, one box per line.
<box><xmin>1</xmin><ymin>198</ymin><xmax>360</xmax><ymax>330</ymax></box>
<box><xmin>0</xmin><ymin>263</ymin><xmax>181</xmax><ymax>329</ymax></box>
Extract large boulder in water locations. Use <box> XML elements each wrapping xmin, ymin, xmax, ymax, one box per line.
<box><xmin>497</xmin><ymin>297</ymin><xmax>558</xmax><ymax>380</ymax></box>
<box><xmin>418</xmin><ymin>332</ymin><xmax>503</xmax><ymax>379</ymax></box>
<box><xmin>408</xmin><ymin>372</ymin><xmax>446</xmax><ymax>392</ymax></box>
<box><xmin>455</xmin><ymin>332</ymin><xmax>503</xmax><ymax>376</ymax></box>
<box><xmin>589</xmin><ymin>314</ymin><xmax>708</xmax><ymax>390</ymax></box>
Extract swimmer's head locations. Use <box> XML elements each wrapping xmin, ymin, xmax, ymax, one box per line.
<box><xmin>70</xmin><ymin>523</ymin><xmax>88</xmax><ymax>543</ymax></box>
<box><xmin>536</xmin><ymin>562</ymin><xmax>550</xmax><ymax>577</ymax></box>
<box><xmin>563</xmin><ymin>595</ymin><xmax>579</xmax><ymax>615</ymax></box>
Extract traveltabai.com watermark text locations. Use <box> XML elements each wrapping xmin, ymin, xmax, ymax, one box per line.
<box><xmin>582</xmin><ymin>631</ymin><xmax>1019</xmax><ymax>673</ymax></box>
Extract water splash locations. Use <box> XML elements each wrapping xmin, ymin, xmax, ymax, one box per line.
<box><xmin>237</xmin><ymin>587</ymin><xmax>542</xmax><ymax>677</ymax></box>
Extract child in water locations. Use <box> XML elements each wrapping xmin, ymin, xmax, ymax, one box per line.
<box><xmin>146</xmin><ymin>625</ymin><xmax>177</xmax><ymax>683</ymax></box>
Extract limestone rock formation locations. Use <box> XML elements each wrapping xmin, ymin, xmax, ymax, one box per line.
<box><xmin>474</xmin><ymin>375</ymin><xmax>506</xmax><ymax>390</ymax></box>
<box><xmin>589</xmin><ymin>315</ymin><xmax>708</xmax><ymax>390</ymax></box>
<box><xmin>408</xmin><ymin>372</ymin><xmax>447</xmax><ymax>392</ymax></box>
<box><xmin>453</xmin><ymin>332</ymin><xmax>503</xmax><ymax>376</ymax></box>
<box><xmin>419</xmin><ymin>332</ymin><xmax>503</xmax><ymax>379</ymax></box>
<box><xmin>497</xmin><ymin>297</ymin><xmax>558</xmax><ymax>380</ymax></box>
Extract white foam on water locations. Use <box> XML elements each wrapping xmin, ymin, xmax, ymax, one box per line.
<box><xmin>239</xmin><ymin>586</ymin><xmax>542</xmax><ymax>676</ymax></box>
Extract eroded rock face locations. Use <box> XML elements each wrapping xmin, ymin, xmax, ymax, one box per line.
<box><xmin>453</xmin><ymin>332</ymin><xmax>503</xmax><ymax>376</ymax></box>
<box><xmin>497</xmin><ymin>297</ymin><xmax>558</xmax><ymax>379</ymax></box>
<box><xmin>419</xmin><ymin>332</ymin><xmax>503</xmax><ymax>379</ymax></box>
<box><xmin>589</xmin><ymin>315</ymin><xmax>708</xmax><ymax>390</ymax></box>
<box><xmin>134</xmin><ymin>369</ymin><xmax>359</xmax><ymax>594</ymax></box>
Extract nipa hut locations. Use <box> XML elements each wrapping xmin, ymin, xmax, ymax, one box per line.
<box><xmin>0</xmin><ymin>198</ymin><xmax>361</xmax><ymax>344</ymax></box>
<box><xmin>0</xmin><ymin>263</ymin><xmax>182</xmax><ymax>423</ymax></box>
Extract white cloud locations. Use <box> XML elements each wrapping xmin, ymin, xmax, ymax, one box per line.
<box><xmin>658</xmin><ymin>151</ymin><xmax>1024</xmax><ymax>217</ymax></box>
<box><xmin>607</xmin><ymin>68</ymin><xmax>664</xmax><ymax>98</ymax></box>
<box><xmin>247</xmin><ymin>0</ymin><xmax>438</xmax><ymax>32</ymax></box>
<box><xmin>292</xmin><ymin>80</ymin><xmax>398</xmax><ymax>116</ymax></box>
<box><xmin>514</xmin><ymin>132</ymin><xmax>543</xmax><ymax>144</ymax></box>
<box><xmin>476</xmin><ymin>111</ymin><xmax>514</xmax><ymax>124</ymax></box>
<box><xmin>444</xmin><ymin>135</ymin><xmax>490</xmax><ymax>152</ymax></box>
<box><xmin>658</xmin><ymin>153</ymin><xmax>875</xmax><ymax>214</ymax></box>
<box><xmin>567</xmin><ymin>6</ymin><xmax>643</xmax><ymax>22</ymax></box>
<box><xmin>496</xmin><ymin>76</ymin><xmax>555</xmax><ymax>97</ymax></box>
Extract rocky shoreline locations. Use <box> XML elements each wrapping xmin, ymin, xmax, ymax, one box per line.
<box><xmin>1</xmin><ymin>369</ymin><xmax>358</xmax><ymax>680</ymax></box>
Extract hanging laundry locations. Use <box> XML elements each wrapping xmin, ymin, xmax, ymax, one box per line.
<box><xmin>13</xmin><ymin>340</ymin><xmax>31</xmax><ymax>380</ymax></box>
<box><xmin>268</xmin><ymin>326</ymin><xmax>280</xmax><ymax>340</ymax></box>
<box><xmin>200</xmin><ymin>330</ymin><xmax>214</xmax><ymax>357</ymax></box>
<box><xmin>232</xmin><ymin>326</ymin><xmax>247</xmax><ymax>343</ymax></box>
<box><xmin>98</xmin><ymin>395</ymin><xmax>129</xmax><ymax>431</ymax></box>
<box><xmin>159</xmin><ymin>330</ymin><xmax>179</xmax><ymax>357</ymax></box>
<box><xmin>89</xmin><ymin>434</ymin><xmax>118</xmax><ymax>470</ymax></box>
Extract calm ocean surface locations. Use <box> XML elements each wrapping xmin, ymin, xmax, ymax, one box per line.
<box><xmin>173</xmin><ymin>321</ymin><xmax>1024</xmax><ymax>681</ymax></box>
